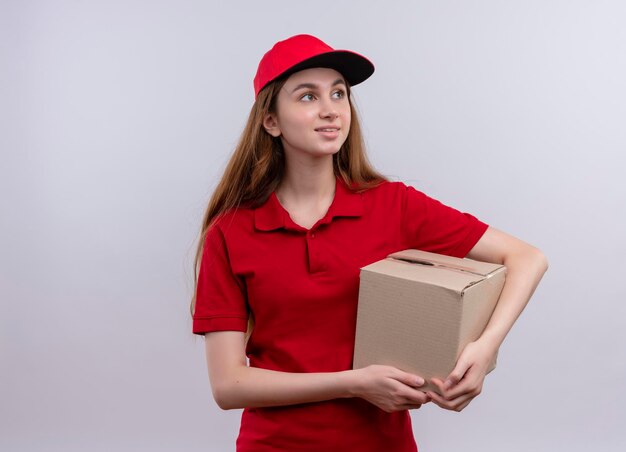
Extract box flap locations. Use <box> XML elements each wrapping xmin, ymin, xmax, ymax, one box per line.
<box><xmin>388</xmin><ymin>249</ymin><xmax>503</xmax><ymax>277</ymax></box>
<box><xmin>358</xmin><ymin>249</ymin><xmax>504</xmax><ymax>293</ymax></box>
<box><xmin>362</xmin><ymin>258</ymin><xmax>483</xmax><ymax>293</ymax></box>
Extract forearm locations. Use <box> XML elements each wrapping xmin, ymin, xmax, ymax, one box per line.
<box><xmin>205</xmin><ymin>331</ymin><xmax>364</xmax><ymax>410</ymax></box>
<box><xmin>479</xmin><ymin>247</ymin><xmax>548</xmax><ymax>349</ymax></box>
<box><xmin>206</xmin><ymin>330</ymin><xmax>430</xmax><ymax>412</ymax></box>
<box><xmin>213</xmin><ymin>365</ymin><xmax>356</xmax><ymax>410</ymax></box>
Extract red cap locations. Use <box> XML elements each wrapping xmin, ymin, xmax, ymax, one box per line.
<box><xmin>253</xmin><ymin>34</ymin><xmax>375</xmax><ymax>100</ymax></box>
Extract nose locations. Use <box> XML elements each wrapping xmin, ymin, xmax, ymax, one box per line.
<box><xmin>319</xmin><ymin>97</ymin><xmax>339</xmax><ymax>120</ymax></box>
<box><xmin>320</xmin><ymin>109</ymin><xmax>339</xmax><ymax>120</ymax></box>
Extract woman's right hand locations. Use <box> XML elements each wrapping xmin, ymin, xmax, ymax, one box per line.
<box><xmin>349</xmin><ymin>365</ymin><xmax>431</xmax><ymax>412</ymax></box>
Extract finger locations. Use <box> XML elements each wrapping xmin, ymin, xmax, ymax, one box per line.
<box><xmin>393</xmin><ymin>370</ymin><xmax>425</xmax><ymax>388</ymax></box>
<box><xmin>429</xmin><ymin>390</ymin><xmax>474</xmax><ymax>412</ymax></box>
<box><xmin>429</xmin><ymin>378</ymin><xmax>447</xmax><ymax>396</ymax></box>
<box><xmin>443</xmin><ymin>368</ymin><xmax>482</xmax><ymax>400</ymax></box>
<box><xmin>405</xmin><ymin>390</ymin><xmax>431</xmax><ymax>405</ymax></box>
<box><xmin>396</xmin><ymin>387</ymin><xmax>431</xmax><ymax>405</ymax></box>
<box><xmin>401</xmin><ymin>403</ymin><xmax>423</xmax><ymax>411</ymax></box>
<box><xmin>455</xmin><ymin>398</ymin><xmax>473</xmax><ymax>412</ymax></box>
<box><xmin>431</xmin><ymin>376</ymin><xmax>473</xmax><ymax>402</ymax></box>
<box><xmin>445</xmin><ymin>378</ymin><xmax>481</xmax><ymax>400</ymax></box>
<box><xmin>445</xmin><ymin>392</ymin><xmax>475</xmax><ymax>412</ymax></box>
<box><xmin>445</xmin><ymin>359</ymin><xmax>471</xmax><ymax>390</ymax></box>
<box><xmin>426</xmin><ymin>391</ymin><xmax>449</xmax><ymax>409</ymax></box>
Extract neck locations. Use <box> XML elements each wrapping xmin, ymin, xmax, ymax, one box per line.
<box><xmin>276</xmin><ymin>156</ymin><xmax>336</xmax><ymax>205</ymax></box>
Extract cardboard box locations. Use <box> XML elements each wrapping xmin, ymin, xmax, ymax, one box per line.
<box><xmin>353</xmin><ymin>249</ymin><xmax>506</xmax><ymax>393</ymax></box>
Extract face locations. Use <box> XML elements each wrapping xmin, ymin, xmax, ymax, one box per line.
<box><xmin>263</xmin><ymin>67</ymin><xmax>351</xmax><ymax>159</ymax></box>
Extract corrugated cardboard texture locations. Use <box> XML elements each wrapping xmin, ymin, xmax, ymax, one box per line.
<box><xmin>353</xmin><ymin>249</ymin><xmax>506</xmax><ymax>394</ymax></box>
<box><xmin>459</xmin><ymin>271</ymin><xmax>506</xmax><ymax>368</ymax></box>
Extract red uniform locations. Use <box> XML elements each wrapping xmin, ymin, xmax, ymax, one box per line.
<box><xmin>193</xmin><ymin>175</ymin><xmax>489</xmax><ymax>451</ymax></box>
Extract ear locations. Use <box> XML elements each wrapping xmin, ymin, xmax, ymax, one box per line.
<box><xmin>263</xmin><ymin>112</ymin><xmax>281</xmax><ymax>137</ymax></box>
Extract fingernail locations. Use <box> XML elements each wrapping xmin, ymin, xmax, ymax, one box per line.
<box><xmin>444</xmin><ymin>379</ymin><xmax>453</xmax><ymax>389</ymax></box>
<box><xmin>415</xmin><ymin>377</ymin><xmax>424</xmax><ymax>386</ymax></box>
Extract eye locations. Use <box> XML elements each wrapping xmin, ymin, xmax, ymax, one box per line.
<box><xmin>300</xmin><ymin>93</ymin><xmax>315</xmax><ymax>101</ymax></box>
<box><xmin>333</xmin><ymin>89</ymin><xmax>346</xmax><ymax>99</ymax></box>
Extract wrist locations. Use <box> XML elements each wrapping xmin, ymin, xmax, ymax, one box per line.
<box><xmin>339</xmin><ymin>369</ymin><xmax>361</xmax><ymax>399</ymax></box>
<box><xmin>477</xmin><ymin>329</ymin><xmax>503</xmax><ymax>352</ymax></box>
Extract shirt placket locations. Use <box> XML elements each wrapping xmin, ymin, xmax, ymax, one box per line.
<box><xmin>282</xmin><ymin>214</ymin><xmax>331</xmax><ymax>274</ymax></box>
<box><xmin>306</xmin><ymin>229</ymin><xmax>324</xmax><ymax>274</ymax></box>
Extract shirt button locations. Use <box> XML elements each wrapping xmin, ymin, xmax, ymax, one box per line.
<box><xmin>310</xmin><ymin>233</ymin><xmax>315</xmax><ymax>238</ymax></box>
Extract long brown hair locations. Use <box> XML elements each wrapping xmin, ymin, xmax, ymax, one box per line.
<box><xmin>191</xmin><ymin>73</ymin><xmax>388</xmax><ymax>342</ymax></box>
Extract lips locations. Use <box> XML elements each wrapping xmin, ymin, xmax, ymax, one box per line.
<box><xmin>315</xmin><ymin>127</ymin><xmax>340</xmax><ymax>139</ymax></box>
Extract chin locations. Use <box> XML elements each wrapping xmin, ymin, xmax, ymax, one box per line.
<box><xmin>314</xmin><ymin>148</ymin><xmax>341</xmax><ymax>157</ymax></box>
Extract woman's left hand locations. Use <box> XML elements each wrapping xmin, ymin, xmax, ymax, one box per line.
<box><xmin>427</xmin><ymin>338</ymin><xmax>498</xmax><ymax>412</ymax></box>
<box><xmin>425</xmin><ymin>226</ymin><xmax>548</xmax><ymax>412</ymax></box>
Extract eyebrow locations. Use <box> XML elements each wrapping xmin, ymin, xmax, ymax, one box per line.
<box><xmin>290</xmin><ymin>78</ymin><xmax>346</xmax><ymax>94</ymax></box>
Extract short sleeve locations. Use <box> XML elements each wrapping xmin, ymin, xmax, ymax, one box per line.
<box><xmin>401</xmin><ymin>183</ymin><xmax>489</xmax><ymax>258</ymax></box>
<box><xmin>192</xmin><ymin>222</ymin><xmax>249</xmax><ymax>335</ymax></box>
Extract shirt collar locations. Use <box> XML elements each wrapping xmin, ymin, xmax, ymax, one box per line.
<box><xmin>254</xmin><ymin>175</ymin><xmax>364</xmax><ymax>232</ymax></box>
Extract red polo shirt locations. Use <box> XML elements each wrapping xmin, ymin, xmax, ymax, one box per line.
<box><xmin>193</xmin><ymin>175</ymin><xmax>489</xmax><ymax>451</ymax></box>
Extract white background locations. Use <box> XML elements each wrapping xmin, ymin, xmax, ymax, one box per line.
<box><xmin>2</xmin><ymin>1</ymin><xmax>625</xmax><ymax>451</ymax></box>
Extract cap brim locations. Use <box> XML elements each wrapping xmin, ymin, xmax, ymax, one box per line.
<box><xmin>278</xmin><ymin>50</ymin><xmax>375</xmax><ymax>87</ymax></box>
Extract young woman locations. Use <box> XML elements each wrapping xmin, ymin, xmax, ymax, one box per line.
<box><xmin>191</xmin><ymin>34</ymin><xmax>548</xmax><ymax>451</ymax></box>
